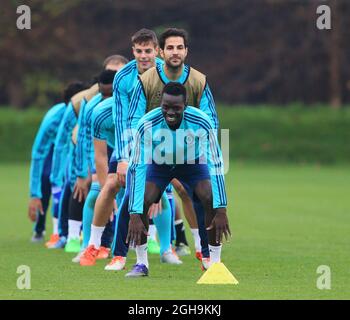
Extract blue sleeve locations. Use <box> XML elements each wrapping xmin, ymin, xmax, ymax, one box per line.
<box><xmin>114</xmin><ymin>74</ymin><xmax>132</xmax><ymax>162</ymax></box>
<box><xmin>205</xmin><ymin>121</ymin><xmax>227</xmax><ymax>208</ymax></box>
<box><xmin>68</xmin><ymin>142</ymin><xmax>77</xmax><ymax>190</ymax></box>
<box><xmin>50</xmin><ymin>103</ymin><xmax>77</xmax><ymax>187</ymax></box>
<box><xmin>86</xmin><ymin>108</ymin><xmax>94</xmax><ymax>171</ymax></box>
<box><xmin>128</xmin><ymin>120</ymin><xmax>150</xmax><ymax>214</ymax></box>
<box><xmin>75</xmin><ymin>99</ymin><xmax>88</xmax><ymax>178</ymax></box>
<box><xmin>29</xmin><ymin>113</ymin><xmax>56</xmax><ymax>198</ymax></box>
<box><xmin>127</xmin><ymin>78</ymin><xmax>147</xmax><ymax>133</ymax></box>
<box><xmin>92</xmin><ymin>108</ymin><xmax>107</xmax><ymax>141</ymax></box>
<box><xmin>199</xmin><ymin>83</ymin><xmax>219</xmax><ymax>131</ymax></box>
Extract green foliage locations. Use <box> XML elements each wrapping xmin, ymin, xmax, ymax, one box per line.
<box><xmin>0</xmin><ymin>105</ymin><xmax>350</xmax><ymax>163</ymax></box>
<box><xmin>23</xmin><ymin>73</ymin><xmax>63</xmax><ymax>108</ymax></box>
<box><xmin>217</xmin><ymin>105</ymin><xmax>350</xmax><ymax>164</ymax></box>
<box><xmin>0</xmin><ymin>108</ymin><xmax>43</xmax><ymax>162</ymax></box>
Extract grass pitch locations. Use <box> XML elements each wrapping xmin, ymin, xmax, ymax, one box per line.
<box><xmin>0</xmin><ymin>163</ymin><xmax>349</xmax><ymax>299</ymax></box>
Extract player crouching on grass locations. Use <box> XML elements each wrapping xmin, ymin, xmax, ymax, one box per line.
<box><xmin>124</xmin><ymin>82</ymin><xmax>231</xmax><ymax>277</ymax></box>
<box><xmin>28</xmin><ymin>82</ymin><xmax>87</xmax><ymax>243</ymax></box>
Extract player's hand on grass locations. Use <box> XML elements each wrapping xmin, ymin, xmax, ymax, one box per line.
<box><xmin>126</xmin><ymin>214</ymin><xmax>148</xmax><ymax>246</ymax></box>
<box><xmin>73</xmin><ymin>176</ymin><xmax>91</xmax><ymax>202</ymax></box>
<box><xmin>206</xmin><ymin>208</ymin><xmax>231</xmax><ymax>244</ymax></box>
<box><xmin>28</xmin><ymin>198</ymin><xmax>43</xmax><ymax>222</ymax></box>
<box><xmin>147</xmin><ymin>200</ymin><xmax>162</xmax><ymax>219</ymax></box>
<box><xmin>116</xmin><ymin>161</ymin><xmax>128</xmax><ymax>187</ymax></box>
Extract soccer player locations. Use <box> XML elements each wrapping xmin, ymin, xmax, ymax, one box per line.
<box><xmin>65</xmin><ymin>67</ymin><xmax>128</xmax><ymax>255</ymax></box>
<box><xmin>125</xmin><ymin>82</ymin><xmax>230</xmax><ymax>277</ymax></box>
<box><xmin>79</xmin><ymin>94</ymin><xmax>123</xmax><ymax>265</ymax></box>
<box><xmin>72</xmin><ymin>68</ymin><xmax>126</xmax><ymax>263</ymax></box>
<box><xmin>28</xmin><ymin>82</ymin><xmax>86</xmax><ymax>243</ymax></box>
<box><xmin>49</xmin><ymin>82</ymin><xmax>100</xmax><ymax>249</ymax></box>
<box><xmin>86</xmin><ymin>29</ymin><xmax>181</xmax><ymax>270</ymax></box>
<box><xmin>49</xmin><ymin>55</ymin><xmax>127</xmax><ymax>249</ymax></box>
<box><xmin>126</xmin><ymin>27</ymin><xmax>219</xmax><ymax>264</ymax></box>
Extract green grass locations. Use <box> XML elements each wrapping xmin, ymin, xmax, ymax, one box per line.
<box><xmin>0</xmin><ymin>163</ymin><xmax>349</xmax><ymax>299</ymax></box>
<box><xmin>2</xmin><ymin>106</ymin><xmax>350</xmax><ymax>163</ymax></box>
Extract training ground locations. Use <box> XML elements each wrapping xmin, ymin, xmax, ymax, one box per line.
<box><xmin>0</xmin><ymin>163</ymin><xmax>349</xmax><ymax>299</ymax></box>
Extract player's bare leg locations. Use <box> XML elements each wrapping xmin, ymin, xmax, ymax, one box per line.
<box><xmin>93</xmin><ymin>173</ymin><xmax>120</xmax><ymax>227</ymax></box>
<box><xmin>79</xmin><ymin>174</ymin><xmax>120</xmax><ymax>266</ymax></box>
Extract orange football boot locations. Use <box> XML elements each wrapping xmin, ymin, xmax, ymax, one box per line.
<box><xmin>96</xmin><ymin>246</ymin><xmax>110</xmax><ymax>259</ymax></box>
<box><xmin>45</xmin><ymin>234</ymin><xmax>59</xmax><ymax>248</ymax></box>
<box><xmin>195</xmin><ymin>251</ymin><xmax>203</xmax><ymax>261</ymax></box>
<box><xmin>79</xmin><ymin>245</ymin><xmax>99</xmax><ymax>266</ymax></box>
<box><xmin>201</xmin><ymin>257</ymin><xmax>211</xmax><ymax>271</ymax></box>
<box><xmin>104</xmin><ymin>256</ymin><xmax>126</xmax><ymax>271</ymax></box>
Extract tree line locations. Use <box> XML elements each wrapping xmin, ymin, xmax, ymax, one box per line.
<box><xmin>1</xmin><ymin>0</ymin><xmax>348</xmax><ymax>108</ymax></box>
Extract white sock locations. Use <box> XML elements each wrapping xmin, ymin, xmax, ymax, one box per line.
<box><xmin>148</xmin><ymin>224</ymin><xmax>157</xmax><ymax>241</ymax></box>
<box><xmin>174</xmin><ymin>219</ymin><xmax>183</xmax><ymax>226</ymax></box>
<box><xmin>68</xmin><ymin>219</ymin><xmax>82</xmax><ymax>240</ymax></box>
<box><xmin>136</xmin><ymin>243</ymin><xmax>149</xmax><ymax>268</ymax></box>
<box><xmin>52</xmin><ymin>217</ymin><xmax>59</xmax><ymax>235</ymax></box>
<box><xmin>88</xmin><ymin>225</ymin><xmax>105</xmax><ymax>249</ymax></box>
<box><xmin>190</xmin><ymin>228</ymin><xmax>201</xmax><ymax>252</ymax></box>
<box><xmin>209</xmin><ymin>244</ymin><xmax>222</xmax><ymax>263</ymax></box>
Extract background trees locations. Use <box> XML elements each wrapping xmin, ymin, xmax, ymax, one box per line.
<box><xmin>1</xmin><ymin>0</ymin><xmax>348</xmax><ymax>108</ymax></box>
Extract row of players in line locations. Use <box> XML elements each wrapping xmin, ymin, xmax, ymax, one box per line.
<box><xmin>28</xmin><ymin>28</ymin><xmax>230</xmax><ymax>277</ymax></box>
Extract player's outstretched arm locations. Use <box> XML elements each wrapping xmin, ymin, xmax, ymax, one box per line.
<box><xmin>50</xmin><ymin>103</ymin><xmax>77</xmax><ymax>187</ymax></box>
<box><xmin>201</xmin><ymin>113</ymin><xmax>230</xmax><ymax>244</ymax></box>
<box><xmin>29</xmin><ymin>107</ymin><xmax>59</xmax><ymax>220</ymax></box>
<box><xmin>75</xmin><ymin>98</ymin><xmax>89</xmax><ymax>178</ymax></box>
<box><xmin>73</xmin><ymin>99</ymin><xmax>91</xmax><ymax>202</ymax></box>
<box><xmin>126</xmin><ymin>118</ymin><xmax>151</xmax><ymax>245</ymax></box>
<box><xmin>199</xmin><ymin>83</ymin><xmax>219</xmax><ymax>131</ymax></box>
<box><xmin>28</xmin><ymin>198</ymin><xmax>44</xmax><ymax>222</ymax></box>
<box><xmin>126</xmin><ymin>214</ymin><xmax>148</xmax><ymax>246</ymax></box>
<box><xmin>113</xmin><ymin>69</ymin><xmax>131</xmax><ymax>163</ymax></box>
<box><xmin>206</xmin><ymin>207</ymin><xmax>231</xmax><ymax>244</ymax></box>
<box><xmin>127</xmin><ymin>79</ymin><xmax>147</xmax><ymax>138</ymax></box>
<box><xmin>93</xmin><ymin>138</ymin><xmax>108</xmax><ymax>187</ymax></box>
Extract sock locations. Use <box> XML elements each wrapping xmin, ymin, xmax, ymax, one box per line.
<box><xmin>190</xmin><ymin>228</ymin><xmax>201</xmax><ymax>252</ymax></box>
<box><xmin>88</xmin><ymin>225</ymin><xmax>105</xmax><ymax>249</ymax></box>
<box><xmin>167</xmin><ymin>197</ymin><xmax>176</xmax><ymax>242</ymax></box>
<box><xmin>68</xmin><ymin>219</ymin><xmax>82</xmax><ymax>240</ymax></box>
<box><xmin>52</xmin><ymin>217</ymin><xmax>59</xmax><ymax>235</ymax></box>
<box><xmin>193</xmin><ymin>200</ymin><xmax>209</xmax><ymax>258</ymax></box>
<box><xmin>175</xmin><ymin>219</ymin><xmax>188</xmax><ymax>246</ymax></box>
<box><xmin>209</xmin><ymin>244</ymin><xmax>222</xmax><ymax>263</ymax></box>
<box><xmin>109</xmin><ymin>188</ymin><xmax>125</xmax><ymax>253</ymax></box>
<box><xmin>148</xmin><ymin>224</ymin><xmax>157</xmax><ymax>241</ymax></box>
<box><xmin>82</xmin><ymin>184</ymin><xmax>100</xmax><ymax>248</ymax></box>
<box><xmin>153</xmin><ymin>194</ymin><xmax>172</xmax><ymax>255</ymax></box>
<box><xmin>136</xmin><ymin>243</ymin><xmax>149</xmax><ymax>268</ymax></box>
<box><xmin>100</xmin><ymin>219</ymin><xmax>114</xmax><ymax>248</ymax></box>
